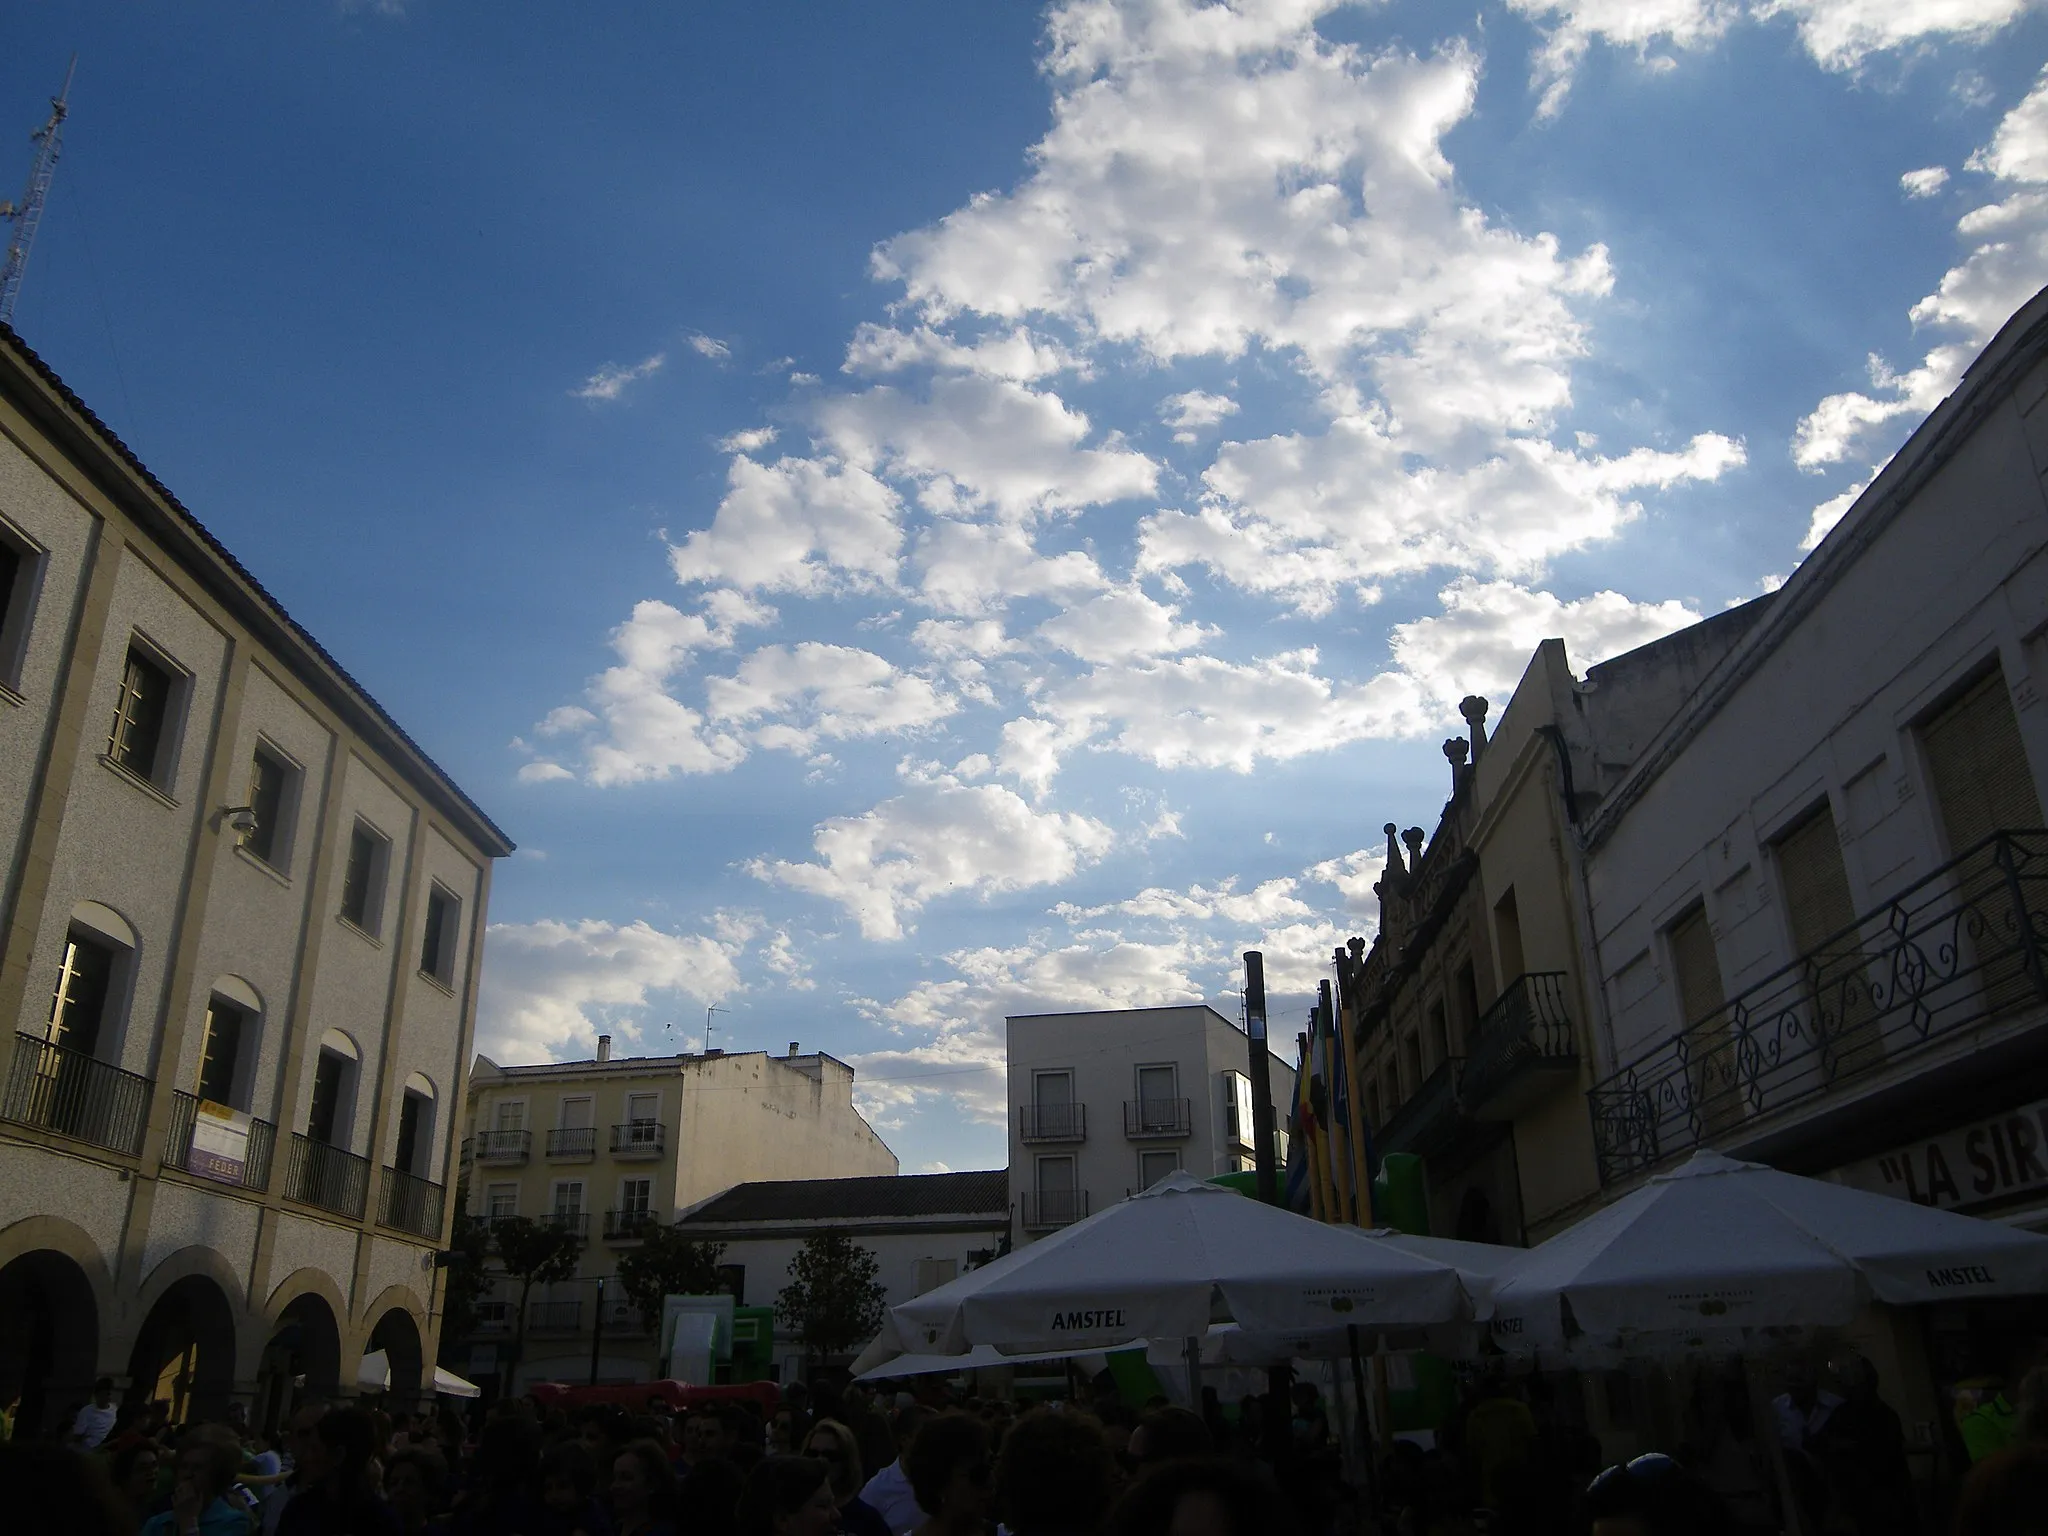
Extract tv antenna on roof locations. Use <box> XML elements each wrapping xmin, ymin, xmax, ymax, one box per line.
<box><xmin>0</xmin><ymin>56</ymin><xmax>77</xmax><ymax>328</ymax></box>
<box><xmin>704</xmin><ymin>1004</ymin><xmax>727</xmax><ymax>1052</ymax></box>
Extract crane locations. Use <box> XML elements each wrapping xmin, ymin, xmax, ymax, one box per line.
<box><xmin>0</xmin><ymin>56</ymin><xmax>77</xmax><ymax>328</ymax></box>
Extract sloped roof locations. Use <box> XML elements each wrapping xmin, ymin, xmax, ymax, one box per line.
<box><xmin>679</xmin><ymin>1170</ymin><xmax>1010</xmax><ymax>1225</ymax></box>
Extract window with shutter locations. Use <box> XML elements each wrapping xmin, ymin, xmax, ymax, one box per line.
<box><xmin>1775</xmin><ymin>804</ymin><xmax>1882</xmax><ymax>1078</ymax></box>
<box><xmin>1667</xmin><ymin>905</ymin><xmax>1737</xmax><ymax>1136</ymax></box>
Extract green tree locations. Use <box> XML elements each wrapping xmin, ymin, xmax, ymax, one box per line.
<box><xmin>435</xmin><ymin>1208</ymin><xmax>493</xmax><ymax>1364</ymax></box>
<box><xmin>776</xmin><ymin>1230</ymin><xmax>887</xmax><ymax>1363</ymax></box>
<box><xmin>491</xmin><ymin>1215</ymin><xmax>584</xmax><ymax>1387</ymax></box>
<box><xmin>616</xmin><ymin>1223</ymin><xmax>730</xmax><ymax>1370</ymax></box>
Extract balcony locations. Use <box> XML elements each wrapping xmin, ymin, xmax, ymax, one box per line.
<box><xmin>611</xmin><ymin>1120</ymin><xmax>666</xmax><ymax>1158</ymax></box>
<box><xmin>1019</xmin><ymin>1102</ymin><xmax>1086</xmax><ymax>1143</ymax></box>
<box><xmin>2</xmin><ymin>1032</ymin><xmax>152</xmax><ymax>1156</ymax></box>
<box><xmin>546</xmin><ymin>1210</ymin><xmax>591</xmax><ymax>1239</ymax></box>
<box><xmin>473</xmin><ymin>1129</ymin><xmax>530</xmax><ymax>1164</ymax></box>
<box><xmin>472</xmin><ymin>1300</ymin><xmax>512</xmax><ymax>1335</ymax></box>
<box><xmin>546</xmin><ymin>1126</ymin><xmax>597</xmax><ymax>1159</ymax></box>
<box><xmin>602</xmin><ymin>1295</ymin><xmax>649</xmax><ymax>1333</ymax></box>
<box><xmin>283</xmin><ymin>1134</ymin><xmax>371</xmax><ymax>1219</ymax></box>
<box><xmin>1021</xmin><ymin>1189</ymin><xmax>1089</xmax><ymax>1230</ymax></box>
<box><xmin>1461</xmin><ymin>973</ymin><xmax>1579</xmax><ymax>1121</ymax></box>
<box><xmin>1589</xmin><ymin>829</ymin><xmax>2048</xmax><ymax>1186</ymax></box>
<box><xmin>528</xmin><ymin>1300</ymin><xmax>583</xmax><ymax>1333</ymax></box>
<box><xmin>162</xmin><ymin>1091</ymin><xmax>277</xmax><ymax>1192</ymax></box>
<box><xmin>604</xmin><ymin>1208</ymin><xmax>657</xmax><ymax>1242</ymax></box>
<box><xmin>1379</xmin><ymin>1058</ymin><xmax>1466</xmax><ymax>1161</ymax></box>
<box><xmin>379</xmin><ymin>1165</ymin><xmax>446</xmax><ymax>1240</ymax></box>
<box><xmin>1124</xmin><ymin>1097</ymin><xmax>1192</xmax><ymax>1139</ymax></box>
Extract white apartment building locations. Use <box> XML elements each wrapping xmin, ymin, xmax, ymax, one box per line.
<box><xmin>0</xmin><ymin>325</ymin><xmax>512</xmax><ymax>1432</ymax></box>
<box><xmin>1005</xmin><ymin>1005</ymin><xmax>1295</xmax><ymax>1246</ymax></box>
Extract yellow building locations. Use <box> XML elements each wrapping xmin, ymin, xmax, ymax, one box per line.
<box><xmin>457</xmin><ymin>1036</ymin><xmax>897</xmax><ymax>1387</ymax></box>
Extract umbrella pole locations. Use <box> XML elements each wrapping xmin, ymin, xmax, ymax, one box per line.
<box><xmin>1744</xmin><ymin>1355</ymin><xmax>1807</xmax><ymax>1536</ymax></box>
<box><xmin>1182</xmin><ymin>1335</ymin><xmax>1204</xmax><ymax>1409</ymax></box>
<box><xmin>1349</xmin><ymin>1325</ymin><xmax>1382</xmax><ymax>1518</ymax></box>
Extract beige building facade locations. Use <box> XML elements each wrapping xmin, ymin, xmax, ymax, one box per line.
<box><xmin>0</xmin><ymin>326</ymin><xmax>513</xmax><ymax>1432</ymax></box>
<box><xmin>458</xmin><ymin>1039</ymin><xmax>897</xmax><ymax>1387</ymax></box>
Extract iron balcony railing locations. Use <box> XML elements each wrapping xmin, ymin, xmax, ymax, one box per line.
<box><xmin>379</xmin><ymin>1165</ymin><xmax>445</xmax><ymax>1239</ymax></box>
<box><xmin>1460</xmin><ymin>972</ymin><xmax>1578</xmax><ymax>1118</ymax></box>
<box><xmin>473</xmin><ymin>1129</ymin><xmax>530</xmax><ymax>1163</ymax></box>
<box><xmin>1019</xmin><ymin>1102</ymin><xmax>1086</xmax><ymax>1143</ymax></box>
<box><xmin>1589</xmin><ymin>829</ymin><xmax>2048</xmax><ymax>1185</ymax></box>
<box><xmin>604</xmin><ymin>1208</ymin><xmax>656</xmax><ymax>1241</ymax></box>
<box><xmin>2</xmin><ymin>1031</ymin><xmax>152</xmax><ymax>1156</ymax></box>
<box><xmin>1123</xmin><ymin>1098</ymin><xmax>1192</xmax><ymax>1138</ymax></box>
<box><xmin>1379</xmin><ymin>1057</ymin><xmax>1466</xmax><ymax>1160</ymax></box>
<box><xmin>603</xmin><ymin>1295</ymin><xmax>648</xmax><ymax>1332</ymax></box>
<box><xmin>472</xmin><ymin>1300</ymin><xmax>512</xmax><ymax>1334</ymax></box>
<box><xmin>546</xmin><ymin>1126</ymin><xmax>597</xmax><ymax>1158</ymax></box>
<box><xmin>1021</xmin><ymin>1189</ymin><xmax>1089</xmax><ymax>1229</ymax></box>
<box><xmin>162</xmin><ymin>1090</ymin><xmax>277</xmax><ymax>1191</ymax></box>
<box><xmin>611</xmin><ymin>1121</ymin><xmax>665</xmax><ymax>1156</ymax></box>
<box><xmin>283</xmin><ymin>1134</ymin><xmax>371</xmax><ymax>1219</ymax></box>
<box><xmin>528</xmin><ymin>1300</ymin><xmax>583</xmax><ymax>1332</ymax></box>
<box><xmin>547</xmin><ymin>1210</ymin><xmax>591</xmax><ymax>1238</ymax></box>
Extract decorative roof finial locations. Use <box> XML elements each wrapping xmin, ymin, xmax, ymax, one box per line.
<box><xmin>1459</xmin><ymin>695</ymin><xmax>1490</xmax><ymax>761</ymax></box>
<box><xmin>1383</xmin><ymin>821</ymin><xmax>1405</xmax><ymax>880</ymax></box>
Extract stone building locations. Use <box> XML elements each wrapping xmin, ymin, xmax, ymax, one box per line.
<box><xmin>0</xmin><ymin>325</ymin><xmax>512</xmax><ymax>1431</ymax></box>
<box><xmin>456</xmin><ymin>1038</ymin><xmax>898</xmax><ymax>1389</ymax></box>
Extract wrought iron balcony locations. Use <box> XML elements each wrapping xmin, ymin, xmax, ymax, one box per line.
<box><xmin>1124</xmin><ymin>1097</ymin><xmax>1192</xmax><ymax>1138</ymax></box>
<box><xmin>1021</xmin><ymin>1189</ymin><xmax>1089</xmax><ymax>1230</ymax></box>
<box><xmin>1589</xmin><ymin>829</ymin><xmax>2048</xmax><ymax>1186</ymax></box>
<box><xmin>473</xmin><ymin>1129</ymin><xmax>530</xmax><ymax>1164</ymax></box>
<box><xmin>528</xmin><ymin>1300</ymin><xmax>583</xmax><ymax>1333</ymax></box>
<box><xmin>283</xmin><ymin>1134</ymin><xmax>370</xmax><ymax>1219</ymax></box>
<box><xmin>611</xmin><ymin>1120</ymin><xmax>666</xmax><ymax>1157</ymax></box>
<box><xmin>162</xmin><ymin>1091</ymin><xmax>277</xmax><ymax>1192</ymax></box>
<box><xmin>1019</xmin><ymin>1102</ymin><xmax>1086</xmax><ymax>1143</ymax></box>
<box><xmin>602</xmin><ymin>1295</ymin><xmax>648</xmax><ymax>1332</ymax></box>
<box><xmin>1379</xmin><ymin>1057</ymin><xmax>1466</xmax><ymax>1160</ymax></box>
<box><xmin>604</xmin><ymin>1208</ymin><xmax>656</xmax><ymax>1242</ymax></box>
<box><xmin>472</xmin><ymin>1300</ymin><xmax>512</xmax><ymax>1334</ymax></box>
<box><xmin>2</xmin><ymin>1032</ymin><xmax>151</xmax><ymax>1156</ymax></box>
<box><xmin>546</xmin><ymin>1126</ymin><xmax>597</xmax><ymax>1158</ymax></box>
<box><xmin>546</xmin><ymin>1210</ymin><xmax>590</xmax><ymax>1238</ymax></box>
<box><xmin>379</xmin><ymin>1165</ymin><xmax>445</xmax><ymax>1239</ymax></box>
<box><xmin>1461</xmin><ymin>973</ymin><xmax>1578</xmax><ymax>1121</ymax></box>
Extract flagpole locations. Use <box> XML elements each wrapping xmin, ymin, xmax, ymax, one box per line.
<box><xmin>1319</xmin><ymin>981</ymin><xmax>1354</xmax><ymax>1224</ymax></box>
<box><xmin>1334</xmin><ymin>942</ymin><xmax>1375</xmax><ymax>1227</ymax></box>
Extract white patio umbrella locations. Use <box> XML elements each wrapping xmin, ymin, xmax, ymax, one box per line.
<box><xmin>1489</xmin><ymin>1149</ymin><xmax>2048</xmax><ymax>1356</ymax></box>
<box><xmin>889</xmin><ymin>1172</ymin><xmax>1476</xmax><ymax>1357</ymax></box>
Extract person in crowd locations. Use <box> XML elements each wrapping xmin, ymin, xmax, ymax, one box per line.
<box><xmin>843</xmin><ymin>1385</ymin><xmax>896</xmax><ymax>1491</ymax></box>
<box><xmin>536</xmin><ymin>1440</ymin><xmax>607</xmax><ymax>1536</ymax></box>
<box><xmin>1463</xmin><ymin>1377</ymin><xmax>1538</xmax><ymax>1514</ymax></box>
<box><xmin>1109</xmin><ymin>1457</ymin><xmax>1276</xmax><ymax>1536</ymax></box>
<box><xmin>675</xmin><ymin>1412</ymin><xmax>744</xmax><ymax>1536</ymax></box>
<box><xmin>1812</xmin><ymin>1352</ymin><xmax>1916</xmax><ymax>1536</ymax></box>
<box><xmin>263</xmin><ymin>1403</ymin><xmax>330</xmax><ymax>1536</ymax></box>
<box><xmin>143</xmin><ymin>1424</ymin><xmax>262</xmax><ymax>1536</ymax></box>
<box><xmin>0</xmin><ymin>1439</ymin><xmax>138</xmax><ymax>1536</ymax></box>
<box><xmin>383</xmin><ymin>1445</ymin><xmax>449</xmax><ymax>1536</ymax></box>
<box><xmin>71</xmin><ymin>1376</ymin><xmax>120</xmax><ymax>1450</ymax></box>
<box><xmin>447</xmin><ymin>1413</ymin><xmax>545</xmax><ymax>1536</ymax></box>
<box><xmin>1952</xmin><ymin>1442</ymin><xmax>2048</xmax><ymax>1536</ymax></box>
<box><xmin>112</xmin><ymin>1438</ymin><xmax>167</xmax><ymax>1525</ymax></box>
<box><xmin>766</xmin><ymin>1408</ymin><xmax>799</xmax><ymax>1455</ymax></box>
<box><xmin>1232</xmin><ymin>1396</ymin><xmax>1264</xmax><ymax>1463</ymax></box>
<box><xmin>1963</xmin><ymin>1342</ymin><xmax>2047</xmax><ymax>1464</ymax></box>
<box><xmin>609</xmin><ymin>1439</ymin><xmax>680</xmax><ymax>1536</ymax></box>
<box><xmin>798</xmin><ymin>1416</ymin><xmax>888</xmax><ymax>1536</ymax></box>
<box><xmin>994</xmin><ymin>1407</ymin><xmax>1120</xmax><ymax>1536</ymax></box>
<box><xmin>859</xmin><ymin>1404</ymin><xmax>934</xmax><ymax>1535</ymax></box>
<box><xmin>736</xmin><ymin>1455</ymin><xmax>840</xmax><ymax>1536</ymax></box>
<box><xmin>277</xmin><ymin>1407</ymin><xmax>397</xmax><ymax>1536</ymax></box>
<box><xmin>1584</xmin><ymin>1452</ymin><xmax>1730</xmax><ymax>1536</ymax></box>
<box><xmin>1288</xmin><ymin>1382</ymin><xmax>1330</xmax><ymax>1451</ymax></box>
<box><xmin>902</xmin><ymin>1412</ymin><xmax>992</xmax><ymax>1536</ymax></box>
<box><xmin>2018</xmin><ymin>1366</ymin><xmax>2048</xmax><ymax>1445</ymax></box>
<box><xmin>1127</xmin><ymin>1406</ymin><xmax>1212</xmax><ymax>1470</ymax></box>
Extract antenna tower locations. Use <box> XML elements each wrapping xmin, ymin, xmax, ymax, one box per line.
<box><xmin>0</xmin><ymin>56</ymin><xmax>77</xmax><ymax>328</ymax></box>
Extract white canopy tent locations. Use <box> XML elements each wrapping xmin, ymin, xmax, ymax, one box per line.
<box><xmin>887</xmin><ymin>1173</ymin><xmax>1479</xmax><ymax>1359</ymax></box>
<box><xmin>1489</xmin><ymin>1149</ymin><xmax>2048</xmax><ymax>1359</ymax></box>
<box><xmin>355</xmin><ymin>1350</ymin><xmax>482</xmax><ymax>1398</ymax></box>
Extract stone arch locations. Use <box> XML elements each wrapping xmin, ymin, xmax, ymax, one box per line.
<box><xmin>0</xmin><ymin>1215</ymin><xmax>110</xmax><ymax>1439</ymax></box>
<box><xmin>128</xmin><ymin>1245</ymin><xmax>253</xmax><ymax>1376</ymax></box>
<box><xmin>363</xmin><ymin>1295</ymin><xmax>426</xmax><ymax>1402</ymax></box>
<box><xmin>209</xmin><ymin>975</ymin><xmax>263</xmax><ymax>1015</ymax></box>
<box><xmin>257</xmin><ymin>1269</ymin><xmax>347</xmax><ymax>1430</ymax></box>
<box><xmin>70</xmin><ymin>900</ymin><xmax>138</xmax><ymax>950</ymax></box>
<box><xmin>126</xmin><ymin>1270</ymin><xmax>239</xmax><ymax>1422</ymax></box>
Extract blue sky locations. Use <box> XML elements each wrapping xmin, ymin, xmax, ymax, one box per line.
<box><xmin>7</xmin><ymin>0</ymin><xmax>2046</xmax><ymax>1178</ymax></box>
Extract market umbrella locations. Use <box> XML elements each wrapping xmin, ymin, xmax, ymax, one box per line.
<box><xmin>889</xmin><ymin>1172</ymin><xmax>1476</xmax><ymax>1356</ymax></box>
<box><xmin>1489</xmin><ymin>1148</ymin><xmax>2048</xmax><ymax>1355</ymax></box>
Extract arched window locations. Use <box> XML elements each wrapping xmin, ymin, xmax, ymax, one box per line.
<box><xmin>196</xmin><ymin>977</ymin><xmax>263</xmax><ymax>1110</ymax></box>
<box><xmin>50</xmin><ymin>902</ymin><xmax>138</xmax><ymax>1060</ymax></box>
<box><xmin>394</xmin><ymin>1072</ymin><xmax>437</xmax><ymax>1177</ymax></box>
<box><xmin>307</xmin><ymin>1030</ymin><xmax>360</xmax><ymax>1149</ymax></box>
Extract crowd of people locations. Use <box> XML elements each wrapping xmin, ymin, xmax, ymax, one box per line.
<box><xmin>3</xmin><ymin>1359</ymin><xmax>2047</xmax><ymax>1536</ymax></box>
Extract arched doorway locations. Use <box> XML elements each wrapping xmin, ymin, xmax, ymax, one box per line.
<box><xmin>0</xmin><ymin>1249</ymin><xmax>100</xmax><ymax>1437</ymax></box>
<box><xmin>256</xmin><ymin>1288</ymin><xmax>342</xmax><ymax>1433</ymax></box>
<box><xmin>127</xmin><ymin>1274</ymin><xmax>238</xmax><ymax>1424</ymax></box>
<box><xmin>367</xmin><ymin>1307</ymin><xmax>424</xmax><ymax>1401</ymax></box>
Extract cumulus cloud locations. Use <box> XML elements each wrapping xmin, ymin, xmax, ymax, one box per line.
<box><xmin>1901</xmin><ymin>167</ymin><xmax>1950</xmax><ymax>199</ymax></box>
<box><xmin>750</xmin><ymin>783</ymin><xmax>1116</xmax><ymax>939</ymax></box>
<box><xmin>1055</xmin><ymin>876</ymin><xmax>1314</xmax><ymax>926</ymax></box>
<box><xmin>718</xmin><ymin>426</ymin><xmax>779</xmax><ymax>454</ymax></box>
<box><xmin>688</xmin><ymin>333</ymin><xmax>733</xmax><ymax>360</ymax></box>
<box><xmin>1160</xmin><ymin>390</ymin><xmax>1240</xmax><ymax>443</ymax></box>
<box><xmin>572</xmin><ymin>352</ymin><xmax>666</xmax><ymax>402</ymax></box>
<box><xmin>704</xmin><ymin>642</ymin><xmax>957</xmax><ymax>753</ymax></box>
<box><xmin>1800</xmin><ymin>470</ymin><xmax>1877</xmax><ymax>550</ymax></box>
<box><xmin>476</xmin><ymin>918</ymin><xmax>739</xmax><ymax>1064</ymax></box>
<box><xmin>669</xmin><ymin>454</ymin><xmax>904</xmax><ymax>595</ymax></box>
<box><xmin>1035</xmin><ymin>586</ymin><xmax>1212</xmax><ymax>663</ymax></box>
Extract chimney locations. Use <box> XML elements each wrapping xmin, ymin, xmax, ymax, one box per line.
<box><xmin>596</xmin><ymin>1034</ymin><xmax>611</xmax><ymax>1063</ymax></box>
<box><xmin>1459</xmin><ymin>695</ymin><xmax>1490</xmax><ymax>761</ymax></box>
<box><xmin>788</xmin><ymin>1041</ymin><xmax>801</xmax><ymax>1057</ymax></box>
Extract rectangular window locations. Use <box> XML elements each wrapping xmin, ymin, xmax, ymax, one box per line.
<box><xmin>1035</xmin><ymin>1154</ymin><xmax>1076</xmax><ymax>1194</ymax></box>
<box><xmin>485</xmin><ymin>1182</ymin><xmax>518</xmax><ymax>1219</ymax></box>
<box><xmin>395</xmin><ymin>1091</ymin><xmax>426</xmax><ymax>1175</ymax></box>
<box><xmin>1921</xmin><ymin>667</ymin><xmax>2043</xmax><ymax>854</ymax></box>
<box><xmin>49</xmin><ymin>930</ymin><xmax>116</xmax><ymax>1057</ymax></box>
<box><xmin>1667</xmin><ymin>903</ymin><xmax>1736</xmax><ymax>1134</ymax></box>
<box><xmin>0</xmin><ymin>522</ymin><xmax>43</xmax><ymax>690</ymax></box>
<box><xmin>1399</xmin><ymin>1032</ymin><xmax>1422</xmax><ymax>1097</ymax></box>
<box><xmin>243</xmin><ymin>747</ymin><xmax>292</xmax><ymax>868</ymax></box>
<box><xmin>107</xmin><ymin>645</ymin><xmax>175</xmax><ymax>783</ymax></box>
<box><xmin>914</xmin><ymin>1257</ymin><xmax>958</xmax><ymax>1294</ymax></box>
<box><xmin>1138</xmin><ymin>1148</ymin><xmax>1180</xmax><ymax>1189</ymax></box>
<box><xmin>620</xmin><ymin>1176</ymin><xmax>652</xmax><ymax>1215</ymax></box>
<box><xmin>553</xmin><ymin>1180</ymin><xmax>585</xmax><ymax>1216</ymax></box>
<box><xmin>339</xmin><ymin>823</ymin><xmax>388</xmax><ymax>934</ymax></box>
<box><xmin>1427</xmin><ymin>998</ymin><xmax>1451</xmax><ymax>1066</ymax></box>
<box><xmin>495</xmin><ymin>1100</ymin><xmax>526</xmax><ymax>1133</ymax></box>
<box><xmin>196</xmin><ymin>1000</ymin><xmax>245</xmax><ymax>1106</ymax></box>
<box><xmin>625</xmin><ymin>1091</ymin><xmax>658</xmax><ymax>1125</ymax></box>
<box><xmin>421</xmin><ymin>886</ymin><xmax>460</xmax><ymax>983</ymax></box>
<box><xmin>309</xmin><ymin>1051</ymin><xmax>347</xmax><ymax>1145</ymax></box>
<box><xmin>559</xmin><ymin>1096</ymin><xmax>594</xmax><ymax>1130</ymax></box>
<box><xmin>1494</xmin><ymin>887</ymin><xmax>1526</xmax><ymax>985</ymax></box>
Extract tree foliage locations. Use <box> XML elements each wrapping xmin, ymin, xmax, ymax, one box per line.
<box><xmin>775</xmin><ymin>1230</ymin><xmax>888</xmax><ymax>1360</ymax></box>
<box><xmin>435</xmin><ymin>1208</ymin><xmax>493</xmax><ymax>1363</ymax></box>
<box><xmin>490</xmin><ymin>1216</ymin><xmax>585</xmax><ymax>1385</ymax></box>
<box><xmin>616</xmin><ymin>1224</ymin><xmax>729</xmax><ymax>1324</ymax></box>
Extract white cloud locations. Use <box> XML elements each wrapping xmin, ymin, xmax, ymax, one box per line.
<box><xmin>571</xmin><ymin>352</ymin><xmax>666</xmax><ymax>402</ymax></box>
<box><xmin>1160</xmin><ymin>389</ymin><xmax>1240</xmax><ymax>443</ymax></box>
<box><xmin>704</xmin><ymin>642</ymin><xmax>957</xmax><ymax>752</ymax></box>
<box><xmin>1307</xmin><ymin>847</ymin><xmax>1390</xmax><ymax>924</ymax></box>
<box><xmin>718</xmin><ymin>426</ymin><xmax>779</xmax><ymax>454</ymax></box>
<box><xmin>1800</xmin><ymin>469</ymin><xmax>1877</xmax><ymax>550</ymax></box>
<box><xmin>1035</xmin><ymin>586</ymin><xmax>1212</xmax><ymax>663</ymax></box>
<box><xmin>1901</xmin><ymin>167</ymin><xmax>1950</xmax><ymax>199</ymax></box>
<box><xmin>669</xmin><ymin>454</ymin><xmax>904</xmax><ymax>595</ymax></box>
<box><xmin>1055</xmin><ymin>876</ymin><xmax>1314</xmax><ymax>926</ymax></box>
<box><xmin>517</xmin><ymin>761</ymin><xmax>575</xmax><ymax>784</ymax></box>
<box><xmin>1793</xmin><ymin>70</ymin><xmax>2048</xmax><ymax>470</ymax></box>
<box><xmin>1759</xmin><ymin>0</ymin><xmax>2033</xmax><ymax>72</ymax></box>
<box><xmin>750</xmin><ymin>783</ymin><xmax>1116</xmax><ymax>939</ymax></box>
<box><xmin>1509</xmin><ymin>0</ymin><xmax>1739</xmax><ymax>118</ymax></box>
<box><xmin>914</xmin><ymin>518</ymin><xmax>1109</xmax><ymax>618</ymax></box>
<box><xmin>844</xmin><ymin>323</ymin><xmax>1080</xmax><ymax>382</ymax></box>
<box><xmin>477</xmin><ymin>918</ymin><xmax>739</xmax><ymax>1064</ymax></box>
<box><xmin>688</xmin><ymin>333</ymin><xmax>733</xmax><ymax>360</ymax></box>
